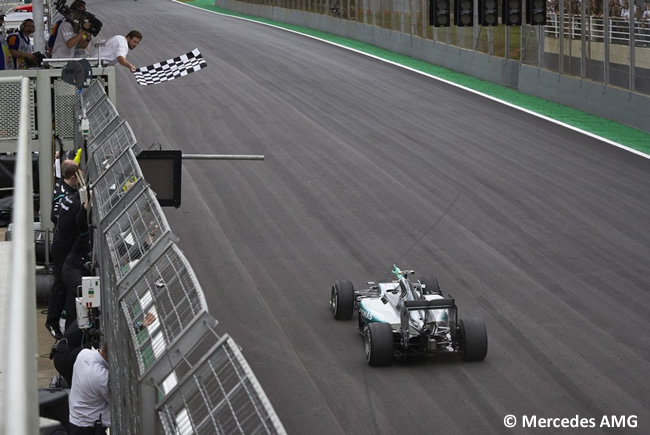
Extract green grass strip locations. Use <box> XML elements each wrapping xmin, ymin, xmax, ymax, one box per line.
<box><xmin>186</xmin><ymin>0</ymin><xmax>650</xmax><ymax>154</ymax></box>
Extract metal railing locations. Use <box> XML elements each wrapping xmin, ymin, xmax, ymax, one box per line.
<box><xmin>0</xmin><ymin>76</ymin><xmax>39</xmax><ymax>435</ymax></box>
<box><xmin>545</xmin><ymin>15</ymin><xmax>650</xmax><ymax>46</ymax></box>
<box><xmin>0</xmin><ymin>73</ymin><xmax>284</xmax><ymax>433</ymax></box>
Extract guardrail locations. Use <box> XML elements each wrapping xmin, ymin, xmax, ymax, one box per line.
<box><xmin>81</xmin><ymin>81</ymin><xmax>285</xmax><ymax>434</ymax></box>
<box><xmin>0</xmin><ymin>76</ymin><xmax>39</xmax><ymax>435</ymax></box>
<box><xmin>545</xmin><ymin>14</ymin><xmax>650</xmax><ymax>46</ymax></box>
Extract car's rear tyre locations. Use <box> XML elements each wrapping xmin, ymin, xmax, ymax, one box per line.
<box><xmin>331</xmin><ymin>280</ymin><xmax>354</xmax><ymax>320</ymax></box>
<box><xmin>419</xmin><ymin>275</ymin><xmax>441</xmax><ymax>295</ymax></box>
<box><xmin>365</xmin><ymin>322</ymin><xmax>394</xmax><ymax>366</ymax></box>
<box><xmin>460</xmin><ymin>318</ymin><xmax>488</xmax><ymax>361</ymax></box>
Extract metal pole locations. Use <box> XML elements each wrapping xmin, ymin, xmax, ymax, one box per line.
<box><xmin>629</xmin><ymin>8</ymin><xmax>636</xmax><ymax>92</ymax></box>
<box><xmin>33</xmin><ymin>0</ymin><xmax>45</xmax><ymax>53</ymax></box>
<box><xmin>604</xmin><ymin>0</ymin><xmax>610</xmax><ymax>86</ymax></box>
<box><xmin>1</xmin><ymin>77</ymin><xmax>39</xmax><ymax>435</ymax></box>
<box><xmin>559</xmin><ymin>0</ymin><xmax>565</xmax><ymax>73</ymax></box>
<box><xmin>581</xmin><ymin>0</ymin><xmax>586</xmax><ymax>78</ymax></box>
<box><xmin>182</xmin><ymin>154</ymin><xmax>265</xmax><ymax>160</ymax></box>
<box><xmin>37</xmin><ymin>69</ymin><xmax>54</xmax><ymax>233</ymax></box>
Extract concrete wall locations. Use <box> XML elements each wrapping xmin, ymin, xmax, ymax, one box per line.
<box><xmin>214</xmin><ymin>1</ymin><xmax>649</xmax><ymax>133</ymax></box>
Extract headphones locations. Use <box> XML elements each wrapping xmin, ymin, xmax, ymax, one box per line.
<box><xmin>20</xmin><ymin>19</ymin><xmax>34</xmax><ymax>32</ymax></box>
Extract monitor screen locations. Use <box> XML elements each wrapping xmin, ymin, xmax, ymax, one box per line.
<box><xmin>136</xmin><ymin>150</ymin><xmax>182</xmax><ymax>208</ymax></box>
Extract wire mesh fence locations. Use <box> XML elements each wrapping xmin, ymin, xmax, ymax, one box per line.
<box><xmin>157</xmin><ymin>336</ymin><xmax>285</xmax><ymax>435</ymax></box>
<box><xmin>83</xmin><ymin>84</ymin><xmax>286</xmax><ymax>434</ymax></box>
<box><xmin>0</xmin><ymin>79</ymin><xmax>36</xmax><ymax>144</ymax></box>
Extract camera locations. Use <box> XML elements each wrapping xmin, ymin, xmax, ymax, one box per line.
<box><xmin>54</xmin><ymin>0</ymin><xmax>103</xmax><ymax>37</ymax></box>
<box><xmin>30</xmin><ymin>51</ymin><xmax>45</xmax><ymax>67</ymax></box>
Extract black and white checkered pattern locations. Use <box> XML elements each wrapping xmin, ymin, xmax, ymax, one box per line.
<box><xmin>133</xmin><ymin>49</ymin><xmax>207</xmax><ymax>86</ymax></box>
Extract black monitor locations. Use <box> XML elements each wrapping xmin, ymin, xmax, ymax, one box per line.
<box><xmin>136</xmin><ymin>150</ymin><xmax>182</xmax><ymax>208</ymax></box>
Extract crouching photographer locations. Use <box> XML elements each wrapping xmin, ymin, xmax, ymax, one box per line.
<box><xmin>51</xmin><ymin>0</ymin><xmax>102</xmax><ymax>59</ymax></box>
<box><xmin>68</xmin><ymin>341</ymin><xmax>110</xmax><ymax>434</ymax></box>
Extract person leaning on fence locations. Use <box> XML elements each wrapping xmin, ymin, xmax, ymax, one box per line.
<box><xmin>609</xmin><ymin>0</ymin><xmax>622</xmax><ymax>18</ymax></box>
<box><xmin>47</xmin><ymin>169</ymin><xmax>85</xmax><ymax>338</ymax></box>
<box><xmin>52</xmin><ymin>159</ymin><xmax>80</xmax><ymax>225</ymax></box>
<box><xmin>621</xmin><ymin>1</ymin><xmax>632</xmax><ymax>20</ymax></box>
<box><xmin>90</xmin><ymin>30</ymin><xmax>142</xmax><ymax>72</ymax></box>
<box><xmin>46</xmin><ymin>162</ymin><xmax>81</xmax><ymax>338</ymax></box>
<box><xmin>68</xmin><ymin>342</ymin><xmax>110</xmax><ymax>434</ymax></box>
<box><xmin>589</xmin><ymin>0</ymin><xmax>604</xmax><ymax>18</ymax></box>
<box><xmin>61</xmin><ymin>187</ymin><xmax>93</xmax><ymax>330</ymax></box>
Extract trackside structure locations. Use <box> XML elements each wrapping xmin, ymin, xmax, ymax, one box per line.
<box><xmin>81</xmin><ymin>81</ymin><xmax>286</xmax><ymax>434</ymax></box>
<box><xmin>210</xmin><ymin>0</ymin><xmax>650</xmax><ymax>132</ymax></box>
<box><xmin>0</xmin><ymin>68</ymin><xmax>286</xmax><ymax>433</ymax></box>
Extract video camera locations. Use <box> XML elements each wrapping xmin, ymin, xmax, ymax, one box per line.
<box><xmin>54</xmin><ymin>0</ymin><xmax>103</xmax><ymax>37</ymax></box>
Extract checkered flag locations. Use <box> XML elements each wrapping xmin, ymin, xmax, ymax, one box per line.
<box><xmin>134</xmin><ymin>49</ymin><xmax>207</xmax><ymax>86</ymax></box>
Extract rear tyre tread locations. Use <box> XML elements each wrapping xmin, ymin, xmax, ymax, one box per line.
<box><xmin>460</xmin><ymin>317</ymin><xmax>488</xmax><ymax>361</ymax></box>
<box><xmin>331</xmin><ymin>280</ymin><xmax>354</xmax><ymax>320</ymax></box>
<box><xmin>365</xmin><ymin>322</ymin><xmax>394</xmax><ymax>366</ymax></box>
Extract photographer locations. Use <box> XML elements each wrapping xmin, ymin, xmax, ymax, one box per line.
<box><xmin>68</xmin><ymin>342</ymin><xmax>110</xmax><ymax>434</ymax></box>
<box><xmin>51</xmin><ymin>0</ymin><xmax>93</xmax><ymax>59</ymax></box>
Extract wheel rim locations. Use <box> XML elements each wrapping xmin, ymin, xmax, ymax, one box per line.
<box><xmin>331</xmin><ymin>288</ymin><xmax>337</xmax><ymax>315</ymax></box>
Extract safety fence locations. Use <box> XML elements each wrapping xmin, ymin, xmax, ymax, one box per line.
<box><xmin>81</xmin><ymin>81</ymin><xmax>286</xmax><ymax>434</ymax></box>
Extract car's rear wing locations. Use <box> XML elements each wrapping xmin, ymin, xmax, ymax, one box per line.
<box><xmin>404</xmin><ymin>298</ymin><xmax>455</xmax><ymax>311</ymax></box>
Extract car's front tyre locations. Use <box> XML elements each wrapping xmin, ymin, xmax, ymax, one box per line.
<box><xmin>331</xmin><ymin>280</ymin><xmax>354</xmax><ymax>320</ymax></box>
<box><xmin>365</xmin><ymin>322</ymin><xmax>394</xmax><ymax>366</ymax></box>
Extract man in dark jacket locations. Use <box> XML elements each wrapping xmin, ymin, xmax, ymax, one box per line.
<box><xmin>51</xmin><ymin>159</ymin><xmax>79</xmax><ymax>224</ymax></box>
<box><xmin>61</xmin><ymin>192</ymin><xmax>92</xmax><ymax>332</ymax></box>
<box><xmin>46</xmin><ymin>170</ymin><xmax>83</xmax><ymax>338</ymax></box>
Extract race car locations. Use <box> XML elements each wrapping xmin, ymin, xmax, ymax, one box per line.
<box><xmin>330</xmin><ymin>265</ymin><xmax>488</xmax><ymax>366</ymax></box>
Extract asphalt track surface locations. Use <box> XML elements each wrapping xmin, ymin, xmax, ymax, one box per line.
<box><xmin>92</xmin><ymin>1</ymin><xmax>650</xmax><ymax>433</ymax></box>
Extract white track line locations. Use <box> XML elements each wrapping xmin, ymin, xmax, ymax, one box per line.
<box><xmin>173</xmin><ymin>0</ymin><xmax>649</xmax><ymax>159</ymax></box>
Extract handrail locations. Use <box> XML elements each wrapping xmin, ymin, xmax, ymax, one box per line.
<box><xmin>0</xmin><ymin>76</ymin><xmax>39</xmax><ymax>435</ymax></box>
<box><xmin>545</xmin><ymin>14</ymin><xmax>650</xmax><ymax>45</ymax></box>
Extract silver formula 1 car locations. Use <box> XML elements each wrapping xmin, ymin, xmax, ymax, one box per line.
<box><xmin>330</xmin><ymin>265</ymin><xmax>488</xmax><ymax>366</ymax></box>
